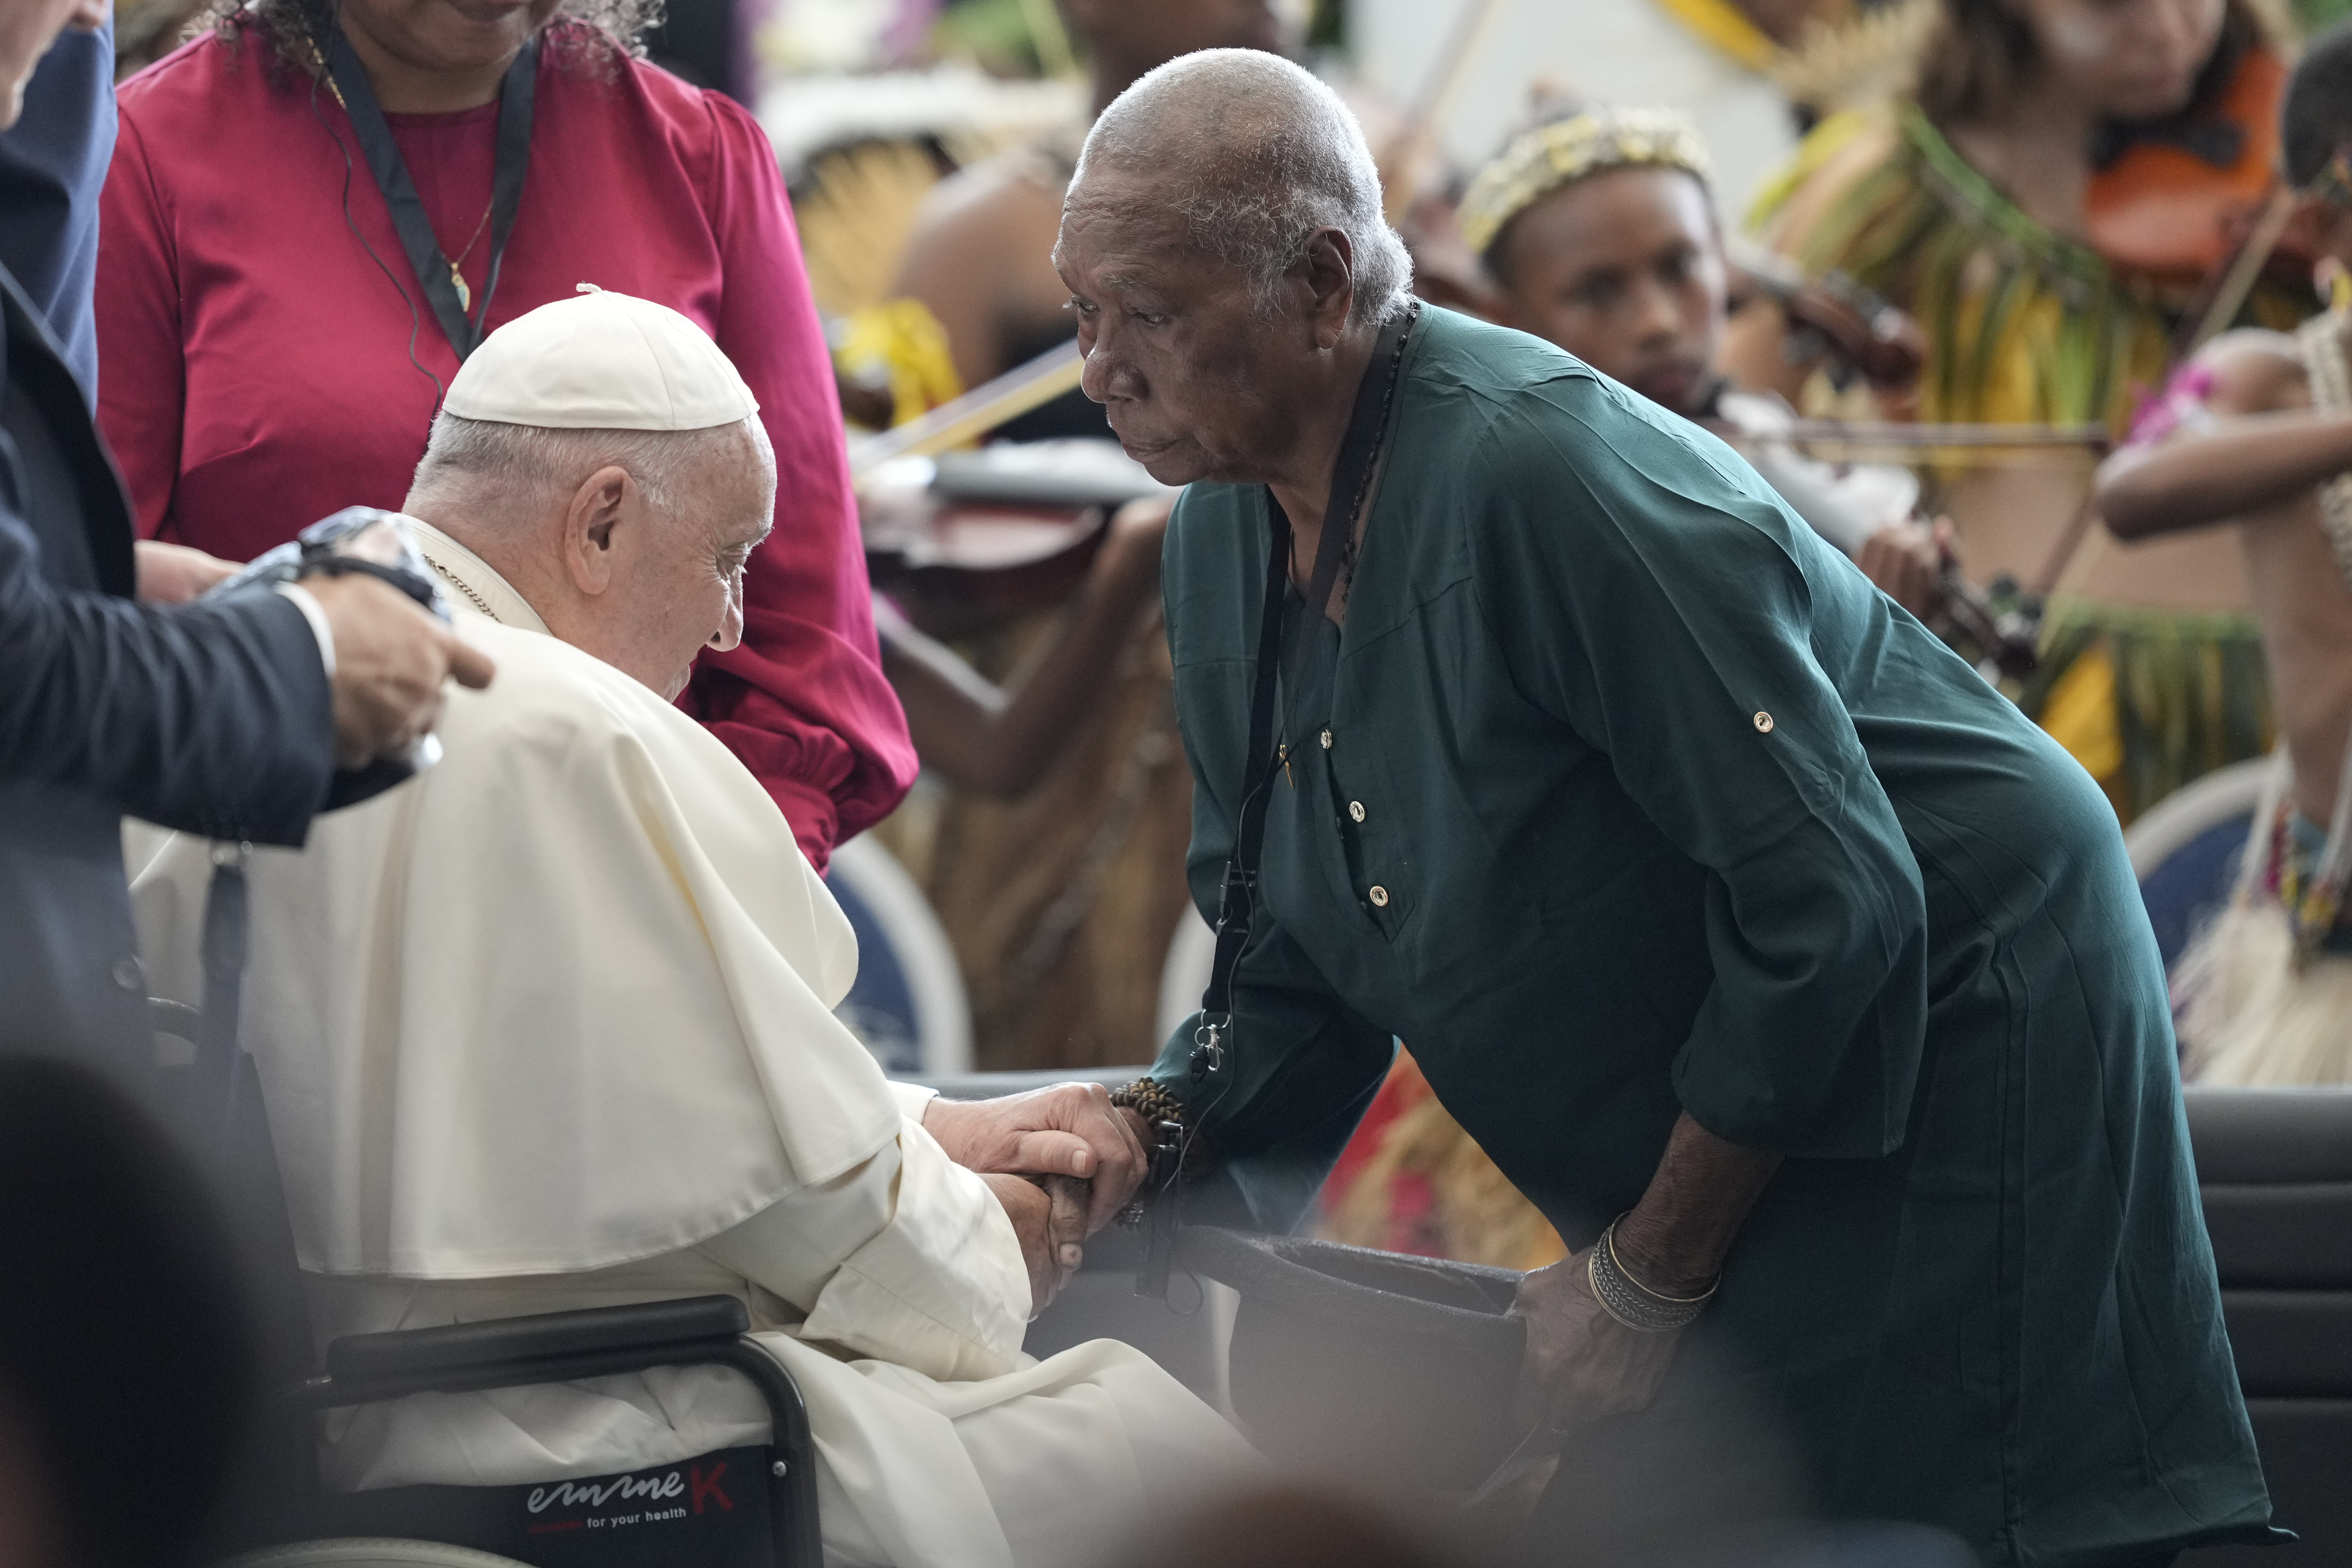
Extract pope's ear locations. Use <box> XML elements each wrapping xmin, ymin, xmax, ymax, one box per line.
<box><xmin>563</xmin><ymin>465</ymin><xmax>632</xmax><ymax>596</ymax></box>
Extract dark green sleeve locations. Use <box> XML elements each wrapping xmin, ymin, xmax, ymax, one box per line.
<box><xmin>1153</xmin><ymin>497</ymin><xmax>1396</xmax><ymax>1231</ymax></box>
<box><xmin>1468</xmin><ymin>380</ymin><xmax>1929</xmax><ymax>1158</ymax></box>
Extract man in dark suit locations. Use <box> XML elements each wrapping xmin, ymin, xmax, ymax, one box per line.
<box><xmin>0</xmin><ymin>0</ymin><xmax>494</xmax><ymax>1087</ymax></box>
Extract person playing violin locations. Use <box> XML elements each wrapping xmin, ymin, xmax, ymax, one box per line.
<box><xmin>1458</xmin><ymin>106</ymin><xmax>1956</xmax><ymax>622</ymax></box>
<box><xmin>2096</xmin><ymin>23</ymin><xmax>2352</xmax><ymax>1084</ymax></box>
<box><xmin>1749</xmin><ymin>0</ymin><xmax>2307</xmax><ymax>823</ymax></box>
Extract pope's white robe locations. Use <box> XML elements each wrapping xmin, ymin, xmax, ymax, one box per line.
<box><xmin>129</xmin><ymin>521</ymin><xmax>1249</xmax><ymax>1568</ymax></box>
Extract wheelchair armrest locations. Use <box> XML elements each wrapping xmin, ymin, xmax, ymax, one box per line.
<box><xmin>319</xmin><ymin>1295</ymin><xmax>750</xmax><ymax>1402</ymax></box>
<box><xmin>290</xmin><ymin>1296</ymin><xmax>824</xmax><ymax>1568</ymax></box>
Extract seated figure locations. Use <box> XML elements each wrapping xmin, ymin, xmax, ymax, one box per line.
<box><xmin>129</xmin><ymin>289</ymin><xmax>1247</xmax><ymax>1567</ymax></box>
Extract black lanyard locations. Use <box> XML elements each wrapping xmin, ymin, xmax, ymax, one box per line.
<box><xmin>1192</xmin><ymin>304</ymin><xmax>1417</xmax><ymax>1081</ymax></box>
<box><xmin>324</xmin><ymin>29</ymin><xmax>538</xmax><ymax>362</ymax></box>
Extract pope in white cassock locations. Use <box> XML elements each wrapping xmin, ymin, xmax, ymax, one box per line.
<box><xmin>129</xmin><ymin>288</ymin><xmax>1250</xmax><ymax>1568</ymax></box>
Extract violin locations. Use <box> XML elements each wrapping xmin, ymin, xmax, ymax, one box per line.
<box><xmin>859</xmin><ymin>410</ymin><xmax>1173</xmax><ymax>637</ymax></box>
<box><xmin>1727</xmin><ymin>249</ymin><xmax>1926</xmax><ymax>396</ymax></box>
<box><xmin>2087</xmin><ymin>43</ymin><xmax>2307</xmax><ymax>288</ymax></box>
<box><xmin>852</xmin><ymin>345</ymin><xmax>1137</xmax><ymax>634</ymax></box>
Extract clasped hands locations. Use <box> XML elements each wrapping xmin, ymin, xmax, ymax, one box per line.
<box><xmin>921</xmin><ymin>1084</ymin><xmax>1150</xmax><ymax>1314</ymax></box>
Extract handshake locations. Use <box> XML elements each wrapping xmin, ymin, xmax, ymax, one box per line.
<box><xmin>920</xmin><ymin>1084</ymin><xmax>1158</xmax><ymax>1314</ymax></box>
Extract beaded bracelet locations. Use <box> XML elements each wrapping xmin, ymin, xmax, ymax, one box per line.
<box><xmin>1109</xmin><ymin>1078</ymin><xmax>1188</xmax><ymax>1129</ymax></box>
<box><xmin>1585</xmin><ymin>1217</ymin><xmax>1717</xmax><ymax>1333</ymax></box>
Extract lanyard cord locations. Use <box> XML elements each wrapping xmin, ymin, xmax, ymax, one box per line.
<box><xmin>1192</xmin><ymin>303</ymin><xmax>1419</xmax><ymax>1081</ymax></box>
<box><xmin>321</xmin><ymin>28</ymin><xmax>539</xmax><ymax>364</ymax></box>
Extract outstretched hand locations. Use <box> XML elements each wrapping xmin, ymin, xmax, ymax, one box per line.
<box><xmin>303</xmin><ymin>573</ymin><xmax>496</xmax><ymax>768</ymax></box>
<box><xmin>923</xmin><ymin>1084</ymin><xmax>1148</xmax><ymax>1237</ymax></box>
<box><xmin>134</xmin><ymin>539</ymin><xmax>240</xmax><ymax>604</ymax></box>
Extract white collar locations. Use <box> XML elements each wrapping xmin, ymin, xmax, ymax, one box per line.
<box><xmin>402</xmin><ymin>515</ymin><xmax>551</xmax><ymax>635</ymax></box>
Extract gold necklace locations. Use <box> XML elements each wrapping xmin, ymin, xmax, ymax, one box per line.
<box><xmin>302</xmin><ymin>27</ymin><xmax>491</xmax><ymax>316</ymax></box>
<box><xmin>424</xmin><ymin>553</ymin><xmax>501</xmax><ymax>623</ymax></box>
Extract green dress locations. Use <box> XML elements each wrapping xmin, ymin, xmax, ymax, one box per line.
<box><xmin>1147</xmin><ymin>308</ymin><xmax>2272</xmax><ymax>1564</ymax></box>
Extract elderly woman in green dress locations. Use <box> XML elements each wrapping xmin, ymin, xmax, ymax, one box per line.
<box><xmin>1065</xmin><ymin>49</ymin><xmax>2274</xmax><ymax>1566</ymax></box>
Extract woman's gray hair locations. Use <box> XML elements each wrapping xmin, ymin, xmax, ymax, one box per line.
<box><xmin>1075</xmin><ymin>49</ymin><xmax>1413</xmax><ymax>327</ymax></box>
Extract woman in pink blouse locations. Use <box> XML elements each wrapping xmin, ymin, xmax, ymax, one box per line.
<box><xmin>96</xmin><ymin>0</ymin><xmax>914</xmax><ymax>867</ymax></box>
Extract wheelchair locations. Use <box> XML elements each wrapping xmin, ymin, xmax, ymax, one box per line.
<box><xmin>151</xmin><ymin>1012</ymin><xmax>825</xmax><ymax>1568</ymax></box>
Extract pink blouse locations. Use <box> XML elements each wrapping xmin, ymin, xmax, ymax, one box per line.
<box><xmin>96</xmin><ymin>26</ymin><xmax>915</xmax><ymax>866</ymax></box>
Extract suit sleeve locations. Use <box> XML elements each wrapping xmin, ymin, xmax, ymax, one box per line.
<box><xmin>1470</xmin><ymin>385</ymin><xmax>1928</xmax><ymax>1158</ymax></box>
<box><xmin>0</xmin><ymin>490</ymin><xmax>333</xmax><ymax>844</ymax></box>
<box><xmin>0</xmin><ymin>20</ymin><xmax>114</xmax><ymax>398</ymax></box>
<box><xmin>678</xmin><ymin>94</ymin><xmax>917</xmax><ymax>869</ymax></box>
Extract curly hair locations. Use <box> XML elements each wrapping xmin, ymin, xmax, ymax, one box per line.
<box><xmin>207</xmin><ymin>0</ymin><xmax>666</xmax><ymax>78</ymax></box>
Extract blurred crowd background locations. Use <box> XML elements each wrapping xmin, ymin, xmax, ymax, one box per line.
<box><xmin>95</xmin><ymin>0</ymin><xmax>2352</xmax><ymax>1274</ymax></box>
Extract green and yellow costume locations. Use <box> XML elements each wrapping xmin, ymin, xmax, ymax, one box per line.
<box><xmin>1753</xmin><ymin>104</ymin><xmax>2295</xmax><ymax>818</ymax></box>
<box><xmin>1152</xmin><ymin>309</ymin><xmax>2272</xmax><ymax>1560</ymax></box>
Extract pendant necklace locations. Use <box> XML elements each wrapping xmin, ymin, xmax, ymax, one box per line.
<box><xmin>313</xmin><ymin>23</ymin><xmax>540</xmax><ymax>362</ymax></box>
<box><xmin>447</xmin><ymin>200</ymin><xmax>495</xmax><ymax>314</ymax></box>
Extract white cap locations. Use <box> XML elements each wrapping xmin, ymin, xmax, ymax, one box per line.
<box><xmin>444</xmin><ymin>285</ymin><xmax>760</xmax><ymax>431</ymax></box>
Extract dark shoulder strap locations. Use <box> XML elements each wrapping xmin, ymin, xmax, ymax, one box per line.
<box><xmin>1191</xmin><ymin>520</ymin><xmax>1292</xmax><ymax>1073</ymax></box>
<box><xmin>322</xmin><ymin>32</ymin><xmax>537</xmax><ymax>363</ymax></box>
<box><xmin>1191</xmin><ymin>304</ymin><xmax>1415</xmax><ymax>1080</ymax></box>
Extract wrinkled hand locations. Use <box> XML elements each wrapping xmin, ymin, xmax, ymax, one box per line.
<box><xmin>1855</xmin><ymin>516</ymin><xmax>1958</xmax><ymax>621</ymax></box>
<box><xmin>301</xmin><ymin>573</ymin><xmax>496</xmax><ymax>769</ymax></box>
<box><xmin>981</xmin><ymin>1172</ymin><xmax>1089</xmax><ymax>1316</ymax></box>
<box><xmin>1509</xmin><ymin>1251</ymin><xmax>1684</xmax><ymax>1431</ymax></box>
<box><xmin>134</xmin><ymin>539</ymin><xmax>240</xmax><ymax>604</ymax></box>
<box><xmin>923</xmin><ymin>1084</ymin><xmax>1147</xmax><ymax>1237</ymax></box>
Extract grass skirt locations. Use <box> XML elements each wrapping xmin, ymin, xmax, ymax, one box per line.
<box><xmin>2175</xmin><ymin>902</ymin><xmax>2352</xmax><ymax>1084</ymax></box>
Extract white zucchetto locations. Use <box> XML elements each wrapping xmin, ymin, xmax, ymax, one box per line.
<box><xmin>444</xmin><ymin>284</ymin><xmax>761</xmax><ymax>431</ymax></box>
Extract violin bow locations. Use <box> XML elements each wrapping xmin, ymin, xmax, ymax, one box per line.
<box><xmin>2181</xmin><ymin>184</ymin><xmax>2301</xmax><ymax>360</ymax></box>
<box><xmin>849</xmin><ymin>338</ymin><xmax>1086</xmax><ymax>479</ymax></box>
<box><xmin>1776</xmin><ymin>419</ymin><xmax>2113</xmax><ymax>456</ymax></box>
<box><xmin>2026</xmin><ymin>180</ymin><xmax>2301</xmax><ymax>600</ymax></box>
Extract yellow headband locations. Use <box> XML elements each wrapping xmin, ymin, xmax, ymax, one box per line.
<box><xmin>1456</xmin><ymin>109</ymin><xmax>1714</xmax><ymax>257</ymax></box>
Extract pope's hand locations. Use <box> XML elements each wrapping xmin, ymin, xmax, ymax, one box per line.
<box><xmin>981</xmin><ymin>1172</ymin><xmax>1087</xmax><ymax>1315</ymax></box>
<box><xmin>922</xmin><ymin>1084</ymin><xmax>1148</xmax><ymax>1237</ymax></box>
<box><xmin>302</xmin><ymin>573</ymin><xmax>496</xmax><ymax>769</ymax></box>
<box><xmin>1509</xmin><ymin>1250</ymin><xmax>1684</xmax><ymax>1431</ymax></box>
<box><xmin>133</xmin><ymin>539</ymin><xmax>241</xmax><ymax>604</ymax></box>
